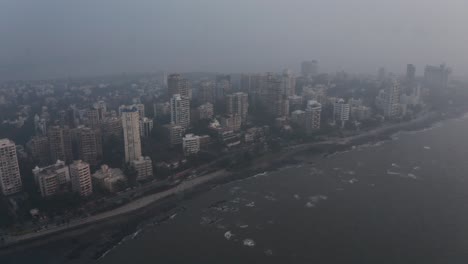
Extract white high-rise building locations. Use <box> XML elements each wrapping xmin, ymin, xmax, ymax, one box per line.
<box><xmin>376</xmin><ymin>80</ymin><xmax>401</xmax><ymax>118</ymax></box>
<box><xmin>70</xmin><ymin>160</ymin><xmax>93</xmax><ymax>197</ymax></box>
<box><xmin>282</xmin><ymin>69</ymin><xmax>296</xmax><ymax>96</ymax></box>
<box><xmin>305</xmin><ymin>100</ymin><xmax>322</xmax><ymax>133</ymax></box>
<box><xmin>182</xmin><ymin>134</ymin><xmax>201</xmax><ymax>156</ymax></box>
<box><xmin>333</xmin><ymin>98</ymin><xmax>350</xmax><ymax>127</ymax></box>
<box><xmin>170</xmin><ymin>94</ymin><xmax>190</xmax><ymax>128</ymax></box>
<box><xmin>0</xmin><ymin>139</ymin><xmax>22</xmax><ymax>196</ymax></box>
<box><xmin>121</xmin><ymin>106</ymin><xmax>142</xmax><ymax>162</ymax></box>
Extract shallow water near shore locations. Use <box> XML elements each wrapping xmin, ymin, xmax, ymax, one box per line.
<box><xmin>4</xmin><ymin>114</ymin><xmax>468</xmax><ymax>263</ymax></box>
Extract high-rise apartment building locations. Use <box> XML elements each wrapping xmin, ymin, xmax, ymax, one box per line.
<box><xmin>424</xmin><ymin>64</ymin><xmax>451</xmax><ymax>90</ymax></box>
<box><xmin>406</xmin><ymin>64</ymin><xmax>416</xmax><ymax>83</ymax></box>
<box><xmin>182</xmin><ymin>134</ymin><xmax>201</xmax><ymax>156</ymax></box>
<box><xmin>0</xmin><ymin>139</ymin><xmax>22</xmax><ymax>196</ymax></box>
<box><xmin>32</xmin><ymin>160</ymin><xmax>70</xmax><ymax>198</ymax></box>
<box><xmin>27</xmin><ymin>135</ymin><xmax>50</xmax><ymax>166</ymax></box>
<box><xmin>131</xmin><ymin>156</ymin><xmax>153</xmax><ymax>181</ymax></box>
<box><xmin>226</xmin><ymin>92</ymin><xmax>249</xmax><ymax>122</ymax></box>
<box><xmin>198</xmin><ymin>80</ymin><xmax>215</xmax><ymax>104</ymax></box>
<box><xmin>100</xmin><ymin>117</ymin><xmax>123</xmax><ymax>138</ymax></box>
<box><xmin>139</xmin><ymin>117</ymin><xmax>154</xmax><ymax>137</ymax></box>
<box><xmin>305</xmin><ymin>100</ymin><xmax>322</xmax><ymax>133</ymax></box>
<box><xmin>333</xmin><ymin>98</ymin><xmax>350</xmax><ymax>127</ymax></box>
<box><xmin>195</xmin><ymin>103</ymin><xmax>214</xmax><ymax>120</ymax></box>
<box><xmin>168</xmin><ymin>73</ymin><xmax>192</xmax><ymax>99</ymax></box>
<box><xmin>170</xmin><ymin>94</ymin><xmax>190</xmax><ymax>128</ymax></box>
<box><xmin>48</xmin><ymin>126</ymin><xmax>73</xmax><ymax>164</ymax></box>
<box><xmin>164</xmin><ymin>124</ymin><xmax>185</xmax><ymax>146</ymax></box>
<box><xmin>121</xmin><ymin>106</ymin><xmax>142</xmax><ymax>162</ymax></box>
<box><xmin>376</xmin><ymin>80</ymin><xmax>401</xmax><ymax>118</ymax></box>
<box><xmin>282</xmin><ymin>69</ymin><xmax>296</xmax><ymax>96</ymax></box>
<box><xmin>265</xmin><ymin>75</ymin><xmax>289</xmax><ymax>117</ymax></box>
<box><xmin>301</xmin><ymin>60</ymin><xmax>318</xmax><ymax>78</ymax></box>
<box><xmin>70</xmin><ymin>160</ymin><xmax>92</xmax><ymax>197</ymax></box>
<box><xmin>77</xmin><ymin>127</ymin><xmax>103</xmax><ymax>166</ymax></box>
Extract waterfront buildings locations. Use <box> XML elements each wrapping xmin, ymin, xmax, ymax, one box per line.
<box><xmin>333</xmin><ymin>98</ymin><xmax>350</xmax><ymax>127</ymax></box>
<box><xmin>0</xmin><ymin>139</ymin><xmax>22</xmax><ymax>196</ymax></box>
<box><xmin>92</xmin><ymin>164</ymin><xmax>126</xmax><ymax>193</ymax></box>
<box><xmin>70</xmin><ymin>160</ymin><xmax>93</xmax><ymax>197</ymax></box>
<box><xmin>32</xmin><ymin>160</ymin><xmax>70</xmax><ymax>198</ymax></box>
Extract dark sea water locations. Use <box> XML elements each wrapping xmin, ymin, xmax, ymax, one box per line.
<box><xmin>5</xmin><ymin>115</ymin><xmax>468</xmax><ymax>264</ymax></box>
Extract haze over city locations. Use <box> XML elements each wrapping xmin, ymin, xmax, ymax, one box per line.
<box><xmin>1</xmin><ymin>0</ymin><xmax>468</xmax><ymax>80</ymax></box>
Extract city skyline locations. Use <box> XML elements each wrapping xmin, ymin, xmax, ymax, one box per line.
<box><xmin>1</xmin><ymin>0</ymin><xmax>468</xmax><ymax>80</ymax></box>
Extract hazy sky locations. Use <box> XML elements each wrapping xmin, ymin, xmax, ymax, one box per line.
<box><xmin>1</xmin><ymin>0</ymin><xmax>467</xmax><ymax>80</ymax></box>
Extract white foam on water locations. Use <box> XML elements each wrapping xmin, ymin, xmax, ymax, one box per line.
<box><xmin>391</xmin><ymin>163</ymin><xmax>400</xmax><ymax>168</ymax></box>
<box><xmin>406</xmin><ymin>173</ymin><xmax>418</xmax><ymax>179</ymax></box>
<box><xmin>293</xmin><ymin>194</ymin><xmax>301</xmax><ymax>200</ymax></box>
<box><xmin>264</xmin><ymin>195</ymin><xmax>277</xmax><ymax>201</ymax></box>
<box><xmin>216</xmin><ymin>224</ymin><xmax>227</xmax><ymax>229</ymax></box>
<box><xmin>245</xmin><ymin>202</ymin><xmax>255</xmax><ymax>207</ymax></box>
<box><xmin>243</xmin><ymin>239</ymin><xmax>256</xmax><ymax>247</ymax></box>
<box><xmin>253</xmin><ymin>172</ymin><xmax>268</xmax><ymax>178</ymax></box>
<box><xmin>423</xmin><ymin>146</ymin><xmax>431</xmax><ymax>150</ymax></box>
<box><xmin>413</xmin><ymin>166</ymin><xmax>421</xmax><ymax>170</ymax></box>
<box><xmin>305</xmin><ymin>202</ymin><xmax>316</xmax><ymax>208</ymax></box>
<box><xmin>224</xmin><ymin>231</ymin><xmax>233</xmax><ymax>240</ymax></box>
<box><xmin>348</xmin><ymin>178</ymin><xmax>358</xmax><ymax>184</ymax></box>
<box><xmin>131</xmin><ymin>229</ymin><xmax>142</xmax><ymax>239</ymax></box>
<box><xmin>387</xmin><ymin>170</ymin><xmax>401</xmax><ymax>175</ymax></box>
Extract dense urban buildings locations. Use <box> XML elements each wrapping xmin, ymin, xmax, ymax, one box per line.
<box><xmin>0</xmin><ymin>139</ymin><xmax>22</xmax><ymax>196</ymax></box>
<box><xmin>0</xmin><ymin>58</ymin><xmax>459</xmax><ymax>250</ymax></box>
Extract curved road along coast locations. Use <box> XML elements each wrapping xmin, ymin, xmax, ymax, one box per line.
<box><xmin>1</xmin><ymin>169</ymin><xmax>228</xmax><ymax>248</ymax></box>
<box><xmin>0</xmin><ymin>110</ymin><xmax>444</xmax><ymax>248</ymax></box>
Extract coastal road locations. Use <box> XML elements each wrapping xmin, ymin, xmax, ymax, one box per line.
<box><xmin>2</xmin><ymin>169</ymin><xmax>228</xmax><ymax>247</ymax></box>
